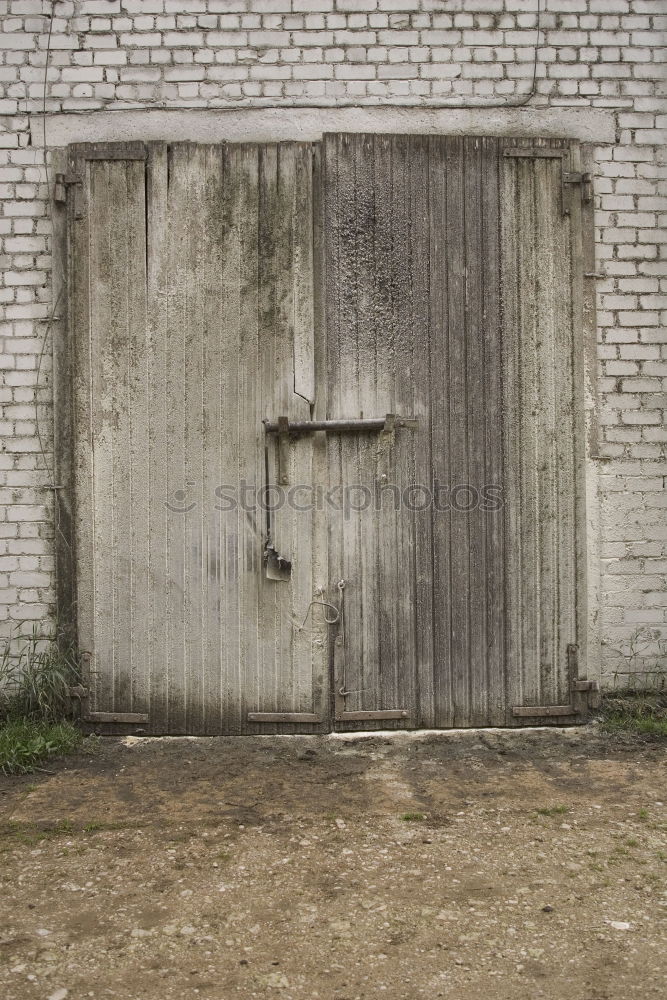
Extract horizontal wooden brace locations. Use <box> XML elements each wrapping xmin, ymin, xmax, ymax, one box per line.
<box><xmin>85</xmin><ymin>712</ymin><xmax>149</xmax><ymax>724</ymax></box>
<box><xmin>247</xmin><ymin>712</ymin><xmax>321</xmax><ymax>724</ymax></box>
<box><xmin>69</xmin><ymin>141</ymin><xmax>147</xmax><ymax>161</ymax></box>
<box><xmin>512</xmin><ymin>705</ymin><xmax>577</xmax><ymax>718</ymax></box>
<box><xmin>503</xmin><ymin>148</ymin><xmax>566</xmax><ymax>159</ymax></box>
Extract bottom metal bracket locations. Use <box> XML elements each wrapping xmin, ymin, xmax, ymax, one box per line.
<box><xmin>247</xmin><ymin>712</ymin><xmax>321</xmax><ymax>724</ymax></box>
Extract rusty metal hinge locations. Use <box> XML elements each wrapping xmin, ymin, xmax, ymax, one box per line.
<box><xmin>53</xmin><ymin>172</ymin><xmax>82</xmax><ymax>204</ymax></box>
<box><xmin>562</xmin><ymin>170</ymin><xmax>592</xmax><ymax>215</ymax></box>
<box><xmin>502</xmin><ymin>147</ymin><xmax>592</xmax><ymax>216</ymax></box>
<box><xmin>512</xmin><ymin>704</ymin><xmax>577</xmax><ymax>718</ymax></box>
<box><xmin>84</xmin><ymin>712</ymin><xmax>149</xmax><ymax>724</ymax></box>
<box><xmin>247</xmin><ymin>712</ymin><xmax>321</xmax><ymax>724</ymax></box>
<box><xmin>512</xmin><ymin>644</ymin><xmax>599</xmax><ymax>719</ymax></box>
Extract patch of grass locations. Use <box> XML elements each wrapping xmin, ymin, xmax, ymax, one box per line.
<box><xmin>82</xmin><ymin>819</ymin><xmax>137</xmax><ymax>835</ymax></box>
<box><xmin>0</xmin><ymin>623</ymin><xmax>81</xmax><ymax>722</ymax></box>
<box><xmin>599</xmin><ymin>689</ymin><xmax>667</xmax><ymax>739</ymax></box>
<box><xmin>400</xmin><ymin>812</ymin><xmax>425</xmax><ymax>822</ymax></box>
<box><xmin>82</xmin><ymin>820</ymin><xmax>105</xmax><ymax>833</ymax></box>
<box><xmin>0</xmin><ymin>718</ymin><xmax>82</xmax><ymax>775</ymax></box>
<box><xmin>535</xmin><ymin>805</ymin><xmax>570</xmax><ymax>817</ymax></box>
<box><xmin>0</xmin><ymin>817</ymin><xmax>78</xmax><ymax>848</ymax></box>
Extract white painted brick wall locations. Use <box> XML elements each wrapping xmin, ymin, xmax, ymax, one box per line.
<box><xmin>0</xmin><ymin>0</ymin><xmax>665</xmax><ymax>688</ymax></box>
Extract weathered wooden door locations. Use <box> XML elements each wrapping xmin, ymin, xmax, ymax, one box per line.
<box><xmin>65</xmin><ymin>135</ymin><xmax>588</xmax><ymax>734</ymax></box>
<box><xmin>322</xmin><ymin>134</ymin><xmax>588</xmax><ymax>730</ymax></box>
<box><xmin>67</xmin><ymin>141</ymin><xmax>328</xmax><ymax>734</ymax></box>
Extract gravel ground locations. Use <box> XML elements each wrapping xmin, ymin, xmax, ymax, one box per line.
<box><xmin>0</xmin><ymin>725</ymin><xmax>665</xmax><ymax>1000</ymax></box>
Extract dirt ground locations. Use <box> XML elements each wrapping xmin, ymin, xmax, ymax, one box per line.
<box><xmin>0</xmin><ymin>726</ymin><xmax>665</xmax><ymax>1000</ymax></box>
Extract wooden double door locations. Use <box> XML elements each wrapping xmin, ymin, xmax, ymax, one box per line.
<box><xmin>64</xmin><ymin>134</ymin><xmax>589</xmax><ymax>733</ymax></box>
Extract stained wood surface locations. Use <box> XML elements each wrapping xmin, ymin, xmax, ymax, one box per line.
<box><xmin>71</xmin><ymin>141</ymin><xmax>326</xmax><ymax>735</ymax></box>
<box><xmin>323</xmin><ymin>133</ymin><xmax>583</xmax><ymax>729</ymax></box>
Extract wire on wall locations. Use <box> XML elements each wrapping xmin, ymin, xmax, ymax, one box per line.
<box><xmin>33</xmin><ymin>0</ymin><xmax>543</xmax><ymax>118</ymax></box>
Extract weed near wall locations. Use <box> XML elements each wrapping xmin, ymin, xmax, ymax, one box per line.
<box><xmin>0</xmin><ymin>624</ymin><xmax>83</xmax><ymax>774</ymax></box>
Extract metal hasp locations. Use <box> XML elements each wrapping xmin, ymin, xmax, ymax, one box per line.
<box><xmin>264</xmin><ymin>413</ymin><xmax>418</xmax><ymax>488</ymax></box>
<box><xmin>264</xmin><ymin>415</ymin><xmax>419</xmax><ymax>434</ymax></box>
<box><xmin>512</xmin><ymin>644</ymin><xmax>600</xmax><ymax>720</ymax></box>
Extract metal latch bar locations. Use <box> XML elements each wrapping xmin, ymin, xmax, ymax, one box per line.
<box><xmin>248</xmin><ymin>712</ymin><xmax>321</xmax><ymax>723</ymax></box>
<box><xmin>263</xmin><ymin>415</ymin><xmax>418</xmax><ymax>434</ymax></box>
<box><xmin>84</xmin><ymin>711</ymin><xmax>149</xmax><ymax>724</ymax></box>
<box><xmin>512</xmin><ymin>705</ymin><xmax>577</xmax><ymax>718</ymax></box>
<box><xmin>335</xmin><ymin>709</ymin><xmax>409</xmax><ymax>722</ymax></box>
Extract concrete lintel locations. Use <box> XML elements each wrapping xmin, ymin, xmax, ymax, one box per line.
<box><xmin>33</xmin><ymin>105</ymin><xmax>616</xmax><ymax>148</ymax></box>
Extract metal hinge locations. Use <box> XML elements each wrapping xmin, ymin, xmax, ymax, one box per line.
<box><xmin>84</xmin><ymin>712</ymin><xmax>149</xmax><ymax>724</ymax></box>
<box><xmin>512</xmin><ymin>644</ymin><xmax>599</xmax><ymax>719</ymax></box>
<box><xmin>503</xmin><ymin>147</ymin><xmax>592</xmax><ymax>216</ymax></box>
<box><xmin>562</xmin><ymin>170</ymin><xmax>592</xmax><ymax>215</ymax></box>
<box><xmin>247</xmin><ymin>712</ymin><xmax>321</xmax><ymax>724</ymax></box>
<box><xmin>53</xmin><ymin>172</ymin><xmax>82</xmax><ymax>203</ymax></box>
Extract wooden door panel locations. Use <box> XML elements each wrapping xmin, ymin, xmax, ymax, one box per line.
<box><xmin>323</xmin><ymin>133</ymin><xmax>585</xmax><ymax>729</ymax></box>
<box><xmin>69</xmin><ymin>141</ymin><xmax>326</xmax><ymax>734</ymax></box>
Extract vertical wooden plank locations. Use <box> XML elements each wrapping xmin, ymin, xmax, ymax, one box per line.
<box><xmin>349</xmin><ymin>134</ymin><xmax>381</xmax><ymax>717</ymax></box>
<box><xmin>235</xmin><ymin>144</ymin><xmax>261</xmax><ymax>731</ymax></box>
<box><xmin>87</xmin><ymin>160</ymin><xmax>116</xmax><ymax>715</ymax></box>
<box><xmin>293</xmin><ymin>142</ymin><xmax>316</xmax><ymax>406</ymax></box>
<box><xmin>444</xmin><ymin>136</ymin><xmax>470</xmax><ymax>727</ymax></box>
<box><xmin>146</xmin><ymin>142</ymin><xmax>169</xmax><ymax>733</ymax></box>
<box><xmin>409</xmin><ymin>134</ymin><xmax>436</xmax><ymax>728</ymax></box>
<box><xmin>182</xmin><ymin>145</ymin><xmax>207</xmax><ymax>735</ymax></box>
<box><xmin>372</xmin><ymin>133</ymin><xmax>399</xmax><ymax>713</ymax></box>
<box><xmin>572</xmin><ymin>142</ymin><xmax>595</xmax><ymax>678</ymax></box>
<box><xmin>480</xmin><ymin>137</ymin><xmax>506</xmax><ymax>726</ymax></box>
<box><xmin>534</xmin><ymin>154</ymin><xmax>560</xmax><ymax>706</ymax></box>
<box><xmin>325</xmin><ymin>134</ymin><xmax>372</xmax><ymax>720</ymax></box>
<box><xmin>124</xmin><ymin>159</ymin><xmax>150</xmax><ymax>718</ymax></box>
<box><xmin>428</xmin><ymin>136</ymin><xmax>454</xmax><ymax>728</ymax></box>
<box><xmin>311</xmin><ymin>141</ymin><xmax>330</xmax><ymax>725</ymax></box>
<box><xmin>550</xmin><ymin>149</ymin><xmax>578</xmax><ymax>704</ymax></box>
<box><xmin>200</xmin><ymin>145</ymin><xmax>225</xmax><ymax>734</ymax></box>
<box><xmin>384</xmin><ymin>133</ymin><xmax>418</xmax><ymax>719</ymax></box>
<box><xmin>163</xmin><ymin>143</ymin><xmax>190</xmax><ymax>733</ymax></box>
<box><xmin>462</xmin><ymin>137</ymin><xmax>487</xmax><ymax>726</ymax></box>
<box><xmin>500</xmin><ymin>144</ymin><xmax>523</xmax><ymax>720</ymax></box>
<box><xmin>218</xmin><ymin>142</ymin><xmax>255</xmax><ymax>734</ymax></box>
<box><xmin>285</xmin><ymin>144</ymin><xmax>324</xmax><ymax>717</ymax></box>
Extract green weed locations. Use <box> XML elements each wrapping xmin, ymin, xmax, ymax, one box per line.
<box><xmin>0</xmin><ymin>719</ymin><xmax>82</xmax><ymax>775</ymax></box>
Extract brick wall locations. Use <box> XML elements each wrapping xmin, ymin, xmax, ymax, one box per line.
<box><xmin>0</xmin><ymin>0</ymin><xmax>665</xmax><ymax>687</ymax></box>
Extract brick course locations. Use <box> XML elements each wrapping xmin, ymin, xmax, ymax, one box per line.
<box><xmin>0</xmin><ymin>0</ymin><xmax>665</xmax><ymax>687</ymax></box>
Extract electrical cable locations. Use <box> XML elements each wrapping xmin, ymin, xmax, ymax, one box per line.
<box><xmin>29</xmin><ymin>0</ymin><xmax>543</xmax><ymax>118</ymax></box>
